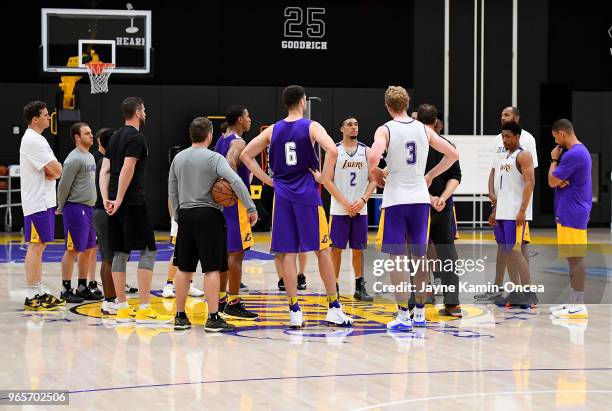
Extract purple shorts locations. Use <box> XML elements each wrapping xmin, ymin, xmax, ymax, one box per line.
<box><xmin>271</xmin><ymin>195</ymin><xmax>330</xmax><ymax>253</ymax></box>
<box><xmin>24</xmin><ymin>207</ymin><xmax>56</xmax><ymax>243</ymax></box>
<box><xmin>330</xmin><ymin>215</ymin><xmax>368</xmax><ymax>250</ymax></box>
<box><xmin>223</xmin><ymin>199</ymin><xmax>254</xmax><ymax>253</ymax></box>
<box><xmin>494</xmin><ymin>220</ymin><xmax>526</xmax><ymax>252</ymax></box>
<box><xmin>63</xmin><ymin>202</ymin><xmax>96</xmax><ymax>252</ymax></box>
<box><xmin>377</xmin><ymin>203</ymin><xmax>430</xmax><ymax>256</ymax></box>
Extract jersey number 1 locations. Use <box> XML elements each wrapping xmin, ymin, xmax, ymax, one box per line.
<box><xmin>285</xmin><ymin>142</ymin><xmax>297</xmax><ymax>166</ymax></box>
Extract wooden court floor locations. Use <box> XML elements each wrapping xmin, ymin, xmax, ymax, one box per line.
<box><xmin>0</xmin><ymin>229</ymin><xmax>611</xmax><ymax>410</ymax></box>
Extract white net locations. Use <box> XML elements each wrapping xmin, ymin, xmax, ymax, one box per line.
<box><xmin>84</xmin><ymin>63</ymin><xmax>114</xmax><ymax>94</ymax></box>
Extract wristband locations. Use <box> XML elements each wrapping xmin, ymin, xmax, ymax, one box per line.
<box><xmin>361</xmin><ymin>197</ymin><xmax>367</xmax><ymax>204</ymax></box>
<box><xmin>550</xmin><ymin>159</ymin><xmax>559</xmax><ymax>164</ymax></box>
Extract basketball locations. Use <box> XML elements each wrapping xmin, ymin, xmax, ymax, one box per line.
<box><xmin>0</xmin><ymin>165</ymin><xmax>8</xmax><ymax>176</ymax></box>
<box><xmin>0</xmin><ymin>181</ymin><xmax>6</xmax><ymax>190</ymax></box>
<box><xmin>212</xmin><ymin>179</ymin><xmax>237</xmax><ymax>207</ymax></box>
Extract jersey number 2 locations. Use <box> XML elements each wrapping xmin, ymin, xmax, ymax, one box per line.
<box><xmin>350</xmin><ymin>172</ymin><xmax>356</xmax><ymax>186</ymax></box>
<box><xmin>285</xmin><ymin>142</ymin><xmax>298</xmax><ymax>166</ymax></box>
<box><xmin>406</xmin><ymin>142</ymin><xmax>416</xmax><ymax>165</ymax></box>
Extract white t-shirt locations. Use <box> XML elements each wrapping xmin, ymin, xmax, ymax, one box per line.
<box><xmin>490</xmin><ymin>129</ymin><xmax>537</xmax><ymax>220</ymax></box>
<box><xmin>19</xmin><ymin>128</ymin><xmax>57</xmax><ymax>216</ymax></box>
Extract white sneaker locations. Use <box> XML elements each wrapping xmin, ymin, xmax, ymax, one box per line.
<box><xmin>289</xmin><ymin>309</ymin><xmax>305</xmax><ymax>328</ymax></box>
<box><xmin>433</xmin><ymin>277</ymin><xmax>443</xmax><ymax>296</ymax></box>
<box><xmin>413</xmin><ymin>306</ymin><xmax>426</xmax><ymax>327</ymax></box>
<box><xmin>162</xmin><ymin>283</ymin><xmax>175</xmax><ymax>298</ymax></box>
<box><xmin>188</xmin><ymin>283</ymin><xmax>205</xmax><ymax>297</ymax></box>
<box><xmin>549</xmin><ymin>304</ymin><xmax>568</xmax><ymax>313</ymax></box>
<box><xmin>325</xmin><ymin>306</ymin><xmax>354</xmax><ymax>327</ymax></box>
<box><xmin>551</xmin><ymin>304</ymin><xmax>588</xmax><ymax>319</ymax></box>
<box><xmin>387</xmin><ymin>310</ymin><xmax>413</xmax><ymax>331</ymax></box>
<box><xmin>101</xmin><ymin>300</ymin><xmax>117</xmax><ymax>315</ymax></box>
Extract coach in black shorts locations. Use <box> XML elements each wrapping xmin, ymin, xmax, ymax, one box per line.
<box><xmin>418</xmin><ymin>104</ymin><xmax>463</xmax><ymax>317</ymax></box>
<box><xmin>100</xmin><ymin>97</ymin><xmax>170</xmax><ymax>324</ymax></box>
<box><xmin>169</xmin><ymin>117</ymin><xmax>257</xmax><ymax>332</ymax></box>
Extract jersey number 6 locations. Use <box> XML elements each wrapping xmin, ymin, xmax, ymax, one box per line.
<box><xmin>285</xmin><ymin>142</ymin><xmax>298</xmax><ymax>166</ymax></box>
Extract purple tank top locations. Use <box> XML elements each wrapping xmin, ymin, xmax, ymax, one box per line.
<box><xmin>269</xmin><ymin>118</ymin><xmax>321</xmax><ymax>205</ymax></box>
<box><xmin>214</xmin><ymin>133</ymin><xmax>250</xmax><ymax>188</ymax></box>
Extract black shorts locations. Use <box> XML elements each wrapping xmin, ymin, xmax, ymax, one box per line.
<box><xmin>108</xmin><ymin>203</ymin><xmax>157</xmax><ymax>254</ymax></box>
<box><xmin>173</xmin><ymin>207</ymin><xmax>228</xmax><ymax>273</ymax></box>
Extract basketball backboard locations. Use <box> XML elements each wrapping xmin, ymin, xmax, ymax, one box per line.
<box><xmin>41</xmin><ymin>8</ymin><xmax>152</xmax><ymax>75</ymax></box>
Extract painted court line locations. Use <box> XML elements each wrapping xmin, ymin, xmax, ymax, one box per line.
<box><xmin>1</xmin><ymin>367</ymin><xmax>608</xmax><ymax>399</ymax></box>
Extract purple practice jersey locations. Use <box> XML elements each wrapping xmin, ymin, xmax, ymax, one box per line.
<box><xmin>214</xmin><ymin>133</ymin><xmax>250</xmax><ymax>188</ymax></box>
<box><xmin>269</xmin><ymin>118</ymin><xmax>321</xmax><ymax>206</ymax></box>
<box><xmin>553</xmin><ymin>143</ymin><xmax>592</xmax><ymax>229</ymax></box>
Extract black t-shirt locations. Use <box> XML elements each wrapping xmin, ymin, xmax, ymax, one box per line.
<box><xmin>425</xmin><ymin>136</ymin><xmax>462</xmax><ymax>210</ymax></box>
<box><xmin>105</xmin><ymin>125</ymin><xmax>148</xmax><ymax>205</ymax></box>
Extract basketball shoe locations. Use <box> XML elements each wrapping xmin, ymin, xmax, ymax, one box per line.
<box><xmin>289</xmin><ymin>303</ymin><xmax>305</xmax><ymax>328</ymax></box>
<box><xmin>135</xmin><ymin>307</ymin><xmax>173</xmax><ymax>324</ymax></box>
<box><xmin>387</xmin><ymin>308</ymin><xmax>413</xmax><ymax>331</ymax></box>
<box><xmin>325</xmin><ymin>301</ymin><xmax>353</xmax><ymax>327</ymax></box>
<box><xmin>24</xmin><ymin>295</ymin><xmax>59</xmax><ymax>311</ymax></box>
<box><xmin>550</xmin><ymin>304</ymin><xmax>588</xmax><ymax>319</ymax></box>
<box><xmin>412</xmin><ymin>304</ymin><xmax>427</xmax><ymax>327</ymax></box>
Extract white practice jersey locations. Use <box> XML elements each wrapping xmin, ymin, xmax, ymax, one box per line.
<box><xmin>330</xmin><ymin>142</ymin><xmax>369</xmax><ymax>216</ymax></box>
<box><xmin>491</xmin><ymin>129</ymin><xmax>537</xmax><ymax>220</ymax></box>
<box><xmin>382</xmin><ymin>119</ymin><xmax>431</xmax><ymax>208</ymax></box>
<box><xmin>495</xmin><ymin>148</ymin><xmax>530</xmax><ymax>220</ymax></box>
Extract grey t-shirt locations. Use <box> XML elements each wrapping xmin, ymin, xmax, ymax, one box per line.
<box><xmin>56</xmin><ymin>148</ymin><xmax>97</xmax><ymax>211</ymax></box>
<box><xmin>168</xmin><ymin>146</ymin><xmax>256</xmax><ymax>222</ymax></box>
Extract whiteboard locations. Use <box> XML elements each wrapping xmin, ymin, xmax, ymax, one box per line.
<box><xmin>445</xmin><ymin>135</ymin><xmax>496</xmax><ymax>195</ymax></box>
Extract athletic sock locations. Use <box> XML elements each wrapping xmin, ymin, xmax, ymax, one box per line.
<box><xmin>26</xmin><ymin>286</ymin><xmax>38</xmax><ymax>300</ymax></box>
<box><xmin>115</xmin><ymin>301</ymin><xmax>129</xmax><ymax>309</ymax></box>
<box><xmin>574</xmin><ymin>291</ymin><xmax>585</xmax><ymax>304</ymax></box>
<box><xmin>228</xmin><ymin>294</ymin><xmax>239</xmax><ymax>304</ymax></box>
<box><xmin>327</xmin><ymin>293</ymin><xmax>340</xmax><ymax>309</ymax></box>
<box><xmin>415</xmin><ymin>303</ymin><xmax>425</xmax><ymax>309</ymax></box>
<box><xmin>288</xmin><ymin>297</ymin><xmax>300</xmax><ymax>311</ymax></box>
<box><xmin>105</xmin><ymin>297</ymin><xmax>114</xmax><ymax>303</ymax></box>
<box><xmin>62</xmin><ymin>280</ymin><xmax>72</xmax><ymax>293</ymax></box>
<box><xmin>77</xmin><ymin>279</ymin><xmax>87</xmax><ymax>291</ymax></box>
<box><xmin>209</xmin><ymin>312</ymin><xmax>219</xmax><ymax>320</ymax></box>
<box><xmin>219</xmin><ymin>291</ymin><xmax>227</xmax><ymax>300</ymax></box>
<box><xmin>176</xmin><ymin>311</ymin><xmax>187</xmax><ymax>319</ymax></box>
<box><xmin>139</xmin><ymin>303</ymin><xmax>150</xmax><ymax>310</ymax></box>
<box><xmin>37</xmin><ymin>282</ymin><xmax>45</xmax><ymax>295</ymax></box>
<box><xmin>398</xmin><ymin>302</ymin><xmax>409</xmax><ymax>311</ymax></box>
<box><xmin>166</xmin><ymin>279</ymin><xmax>174</xmax><ymax>285</ymax></box>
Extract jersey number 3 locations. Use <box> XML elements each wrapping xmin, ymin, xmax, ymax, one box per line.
<box><xmin>285</xmin><ymin>142</ymin><xmax>297</xmax><ymax>166</ymax></box>
<box><xmin>405</xmin><ymin>142</ymin><xmax>416</xmax><ymax>165</ymax></box>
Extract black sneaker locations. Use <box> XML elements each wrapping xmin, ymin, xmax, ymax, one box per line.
<box><xmin>61</xmin><ymin>289</ymin><xmax>85</xmax><ymax>304</ymax></box>
<box><xmin>24</xmin><ymin>295</ymin><xmax>58</xmax><ymax>311</ymax></box>
<box><xmin>76</xmin><ymin>287</ymin><xmax>104</xmax><ymax>301</ymax></box>
<box><xmin>239</xmin><ymin>282</ymin><xmax>249</xmax><ymax>292</ymax></box>
<box><xmin>88</xmin><ymin>281</ymin><xmax>103</xmax><ymax>298</ymax></box>
<box><xmin>204</xmin><ymin>317</ymin><xmax>236</xmax><ymax>333</ymax></box>
<box><xmin>224</xmin><ymin>300</ymin><xmax>259</xmax><ymax>319</ymax></box>
<box><xmin>353</xmin><ymin>277</ymin><xmax>374</xmax><ymax>302</ymax></box>
<box><xmin>438</xmin><ymin>305</ymin><xmax>463</xmax><ymax>318</ymax></box>
<box><xmin>125</xmin><ymin>284</ymin><xmax>138</xmax><ymax>294</ymax></box>
<box><xmin>40</xmin><ymin>293</ymin><xmax>66</xmax><ymax>306</ymax></box>
<box><xmin>278</xmin><ymin>278</ymin><xmax>286</xmax><ymax>291</ymax></box>
<box><xmin>297</xmin><ymin>273</ymin><xmax>307</xmax><ymax>290</ymax></box>
<box><xmin>218</xmin><ymin>299</ymin><xmax>228</xmax><ymax>315</ymax></box>
<box><xmin>174</xmin><ymin>316</ymin><xmax>192</xmax><ymax>330</ymax></box>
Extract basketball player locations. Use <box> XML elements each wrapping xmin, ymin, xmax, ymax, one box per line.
<box><xmin>480</xmin><ymin>106</ymin><xmax>538</xmax><ymax>301</ymax></box>
<box><xmin>417</xmin><ymin>104</ymin><xmax>462</xmax><ymax>316</ymax></box>
<box><xmin>488</xmin><ymin>121</ymin><xmax>536</xmax><ymax>307</ymax></box>
<box><xmin>19</xmin><ymin>101</ymin><xmax>65</xmax><ymax>310</ymax></box>
<box><xmin>92</xmin><ymin>128</ymin><xmax>119</xmax><ymax>315</ymax></box>
<box><xmin>328</xmin><ymin>116</ymin><xmax>375</xmax><ymax>301</ymax></box>
<box><xmin>548</xmin><ymin>119</ymin><xmax>592</xmax><ymax>319</ymax></box>
<box><xmin>370</xmin><ymin>86</ymin><xmax>459</xmax><ymax>330</ymax></box>
<box><xmin>92</xmin><ymin>128</ymin><xmax>137</xmax><ymax>298</ymax></box>
<box><xmin>100</xmin><ymin>97</ymin><xmax>171</xmax><ymax>324</ymax></box>
<box><xmin>169</xmin><ymin>117</ymin><xmax>257</xmax><ymax>331</ymax></box>
<box><xmin>240</xmin><ymin>85</ymin><xmax>353</xmax><ymax>328</ymax></box>
<box><xmin>56</xmin><ymin>122</ymin><xmax>101</xmax><ymax>303</ymax></box>
<box><xmin>214</xmin><ymin>105</ymin><xmax>257</xmax><ymax>318</ymax></box>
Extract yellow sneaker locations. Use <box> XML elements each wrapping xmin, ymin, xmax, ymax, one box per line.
<box><xmin>24</xmin><ymin>295</ymin><xmax>59</xmax><ymax>311</ymax></box>
<box><xmin>116</xmin><ymin>306</ymin><xmax>137</xmax><ymax>323</ymax></box>
<box><xmin>135</xmin><ymin>307</ymin><xmax>173</xmax><ymax>324</ymax></box>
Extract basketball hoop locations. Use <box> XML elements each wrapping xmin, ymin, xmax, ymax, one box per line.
<box><xmin>84</xmin><ymin>62</ymin><xmax>115</xmax><ymax>94</ymax></box>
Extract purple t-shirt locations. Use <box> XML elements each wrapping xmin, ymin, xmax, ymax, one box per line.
<box><xmin>214</xmin><ymin>134</ymin><xmax>250</xmax><ymax>188</ymax></box>
<box><xmin>553</xmin><ymin>143</ymin><xmax>592</xmax><ymax>229</ymax></box>
<box><xmin>269</xmin><ymin>118</ymin><xmax>321</xmax><ymax>206</ymax></box>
